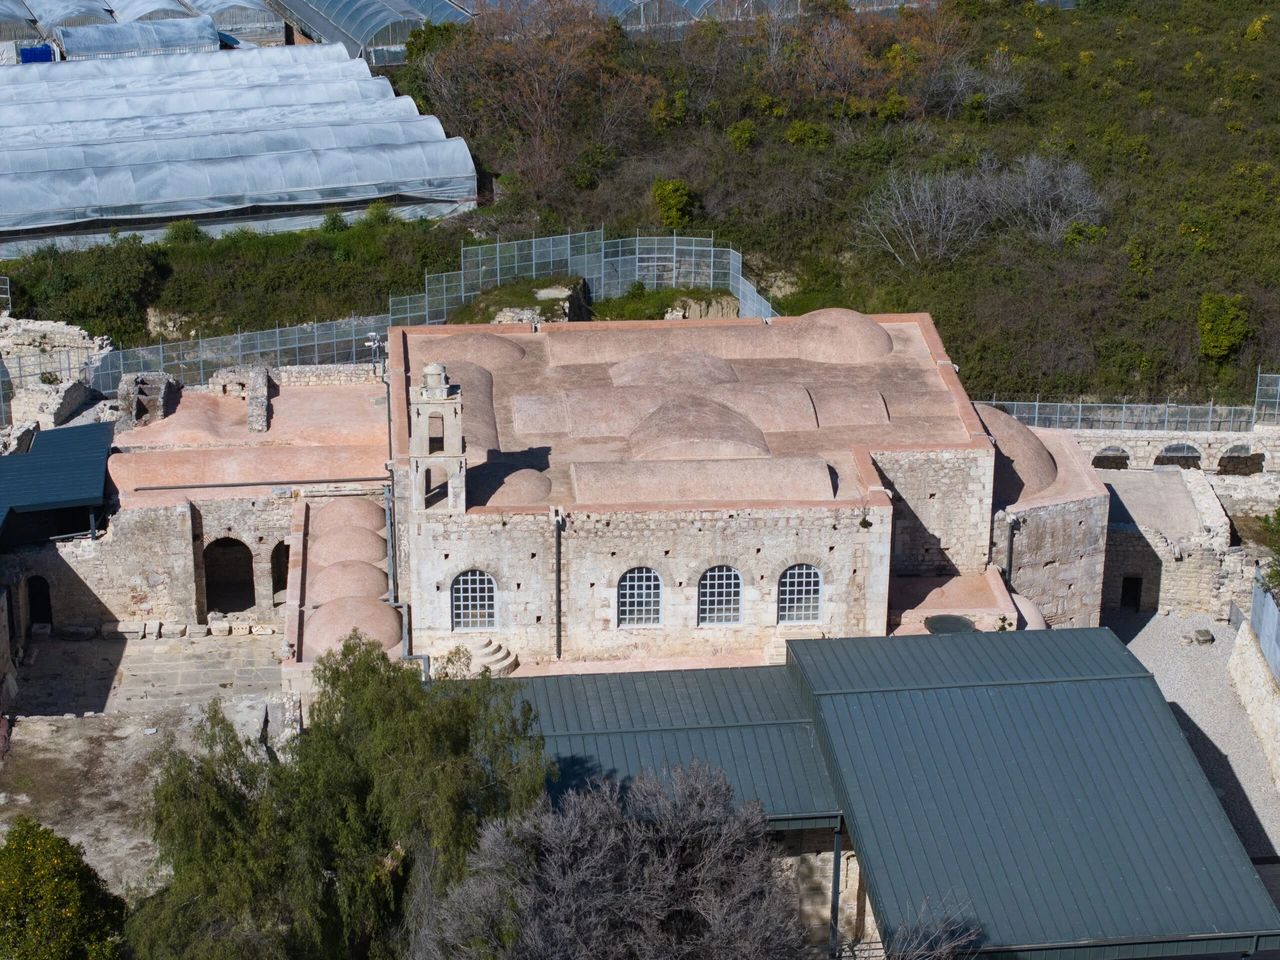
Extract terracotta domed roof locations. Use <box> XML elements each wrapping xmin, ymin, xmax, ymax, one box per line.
<box><xmin>629</xmin><ymin>397</ymin><xmax>769</xmax><ymax>460</ymax></box>
<box><xmin>306</xmin><ymin>559</ymin><xmax>388</xmax><ymax>604</ymax></box>
<box><xmin>609</xmin><ymin>350</ymin><xmax>738</xmax><ymax>388</ymax></box>
<box><xmin>791</xmin><ymin>309</ymin><xmax>893</xmax><ymax>364</ymax></box>
<box><xmin>303</xmin><ymin>596</ymin><xmax>401</xmax><ymax>661</ymax></box>
<box><xmin>976</xmin><ymin>404</ymin><xmax>1058</xmax><ymax>509</ymax></box>
<box><xmin>307</xmin><ymin>525</ymin><xmax>386</xmax><ymax>567</ymax></box>
<box><xmin>421</xmin><ymin>332</ymin><xmax>526</xmax><ymax>370</ymax></box>
<box><xmin>309</xmin><ymin>497</ymin><xmax>386</xmax><ymax>537</ymax></box>
<box><xmin>488</xmin><ymin>468</ymin><xmax>553</xmax><ymax>506</ymax></box>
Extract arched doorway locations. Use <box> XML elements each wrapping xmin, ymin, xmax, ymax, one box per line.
<box><xmin>271</xmin><ymin>541</ymin><xmax>290</xmax><ymax>605</ymax></box>
<box><xmin>1092</xmin><ymin>446</ymin><xmax>1130</xmax><ymax>470</ymax></box>
<box><xmin>26</xmin><ymin>576</ymin><xmax>52</xmax><ymax>627</ymax></box>
<box><xmin>204</xmin><ymin>538</ymin><xmax>255</xmax><ymax>614</ymax></box>
<box><xmin>1154</xmin><ymin>443</ymin><xmax>1201</xmax><ymax>469</ymax></box>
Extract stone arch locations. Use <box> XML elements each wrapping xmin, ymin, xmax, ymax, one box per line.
<box><xmin>270</xmin><ymin>541</ymin><xmax>290</xmax><ymax>602</ymax></box>
<box><xmin>451</xmin><ymin>569</ymin><xmax>496</xmax><ymax>630</ymax></box>
<box><xmin>617</xmin><ymin>566</ymin><xmax>663</xmax><ymax>627</ymax></box>
<box><xmin>776</xmin><ymin>563</ymin><xmax>823</xmax><ymax>624</ymax></box>
<box><xmin>1092</xmin><ymin>446</ymin><xmax>1130</xmax><ymax>470</ymax></box>
<box><xmin>1154</xmin><ymin>443</ymin><xmax>1201</xmax><ymax>470</ymax></box>
<box><xmin>697</xmin><ymin>565</ymin><xmax>743</xmax><ymax>626</ymax></box>
<box><xmin>1217</xmin><ymin>444</ymin><xmax>1265</xmax><ymax>476</ymax></box>
<box><xmin>204</xmin><ymin>537</ymin><xmax>255</xmax><ymax>615</ymax></box>
<box><xmin>26</xmin><ymin>575</ymin><xmax>52</xmax><ymax>627</ymax></box>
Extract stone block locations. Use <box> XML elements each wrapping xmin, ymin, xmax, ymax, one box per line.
<box><xmin>57</xmin><ymin>623</ymin><xmax>98</xmax><ymax>641</ymax></box>
<box><xmin>251</xmin><ymin>625</ymin><xmax>275</xmax><ymax>636</ymax></box>
<box><xmin>158</xmin><ymin>622</ymin><xmax>186</xmax><ymax>638</ymax></box>
<box><xmin>187</xmin><ymin>624</ymin><xmax>210</xmax><ymax>638</ymax></box>
<box><xmin>29</xmin><ymin>623</ymin><xmax>52</xmax><ymax>642</ymax></box>
<box><xmin>144</xmin><ymin>620</ymin><xmax>161</xmax><ymax>639</ymax></box>
<box><xmin>231</xmin><ymin>623</ymin><xmax>251</xmax><ymax>636</ymax></box>
<box><xmin>1194</xmin><ymin>628</ymin><xmax>1215</xmax><ymax>645</ymax></box>
<box><xmin>209</xmin><ymin>621</ymin><xmax>232</xmax><ymax>637</ymax></box>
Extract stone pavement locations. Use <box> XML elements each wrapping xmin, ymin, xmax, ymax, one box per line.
<box><xmin>1106</xmin><ymin>609</ymin><xmax>1280</xmax><ymax>859</ymax></box>
<box><xmin>13</xmin><ymin>634</ymin><xmax>283</xmax><ymax>717</ymax></box>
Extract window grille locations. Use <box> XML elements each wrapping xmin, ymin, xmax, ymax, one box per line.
<box><xmin>777</xmin><ymin>564</ymin><xmax>821</xmax><ymax>623</ymax></box>
<box><xmin>618</xmin><ymin>567</ymin><xmax>662</xmax><ymax>626</ymax></box>
<box><xmin>698</xmin><ymin>566</ymin><xmax>741</xmax><ymax>625</ymax></box>
<box><xmin>451</xmin><ymin>570</ymin><xmax>495</xmax><ymax>629</ymax></box>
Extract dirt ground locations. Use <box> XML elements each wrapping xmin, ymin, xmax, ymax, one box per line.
<box><xmin>0</xmin><ymin>694</ymin><xmax>297</xmax><ymax>897</ymax></box>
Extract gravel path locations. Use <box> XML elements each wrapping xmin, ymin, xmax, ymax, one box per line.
<box><xmin>1105</xmin><ymin>610</ymin><xmax>1280</xmax><ymax>858</ymax></box>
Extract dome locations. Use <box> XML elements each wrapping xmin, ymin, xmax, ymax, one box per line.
<box><xmin>303</xmin><ymin>596</ymin><xmax>401</xmax><ymax>661</ymax></box>
<box><xmin>421</xmin><ymin>332</ymin><xmax>526</xmax><ymax>370</ymax></box>
<box><xmin>976</xmin><ymin>404</ymin><xmax>1058</xmax><ymax>508</ymax></box>
<box><xmin>488</xmin><ymin>468</ymin><xmax>553</xmax><ymax>506</ymax></box>
<box><xmin>609</xmin><ymin>350</ymin><xmax>738</xmax><ymax>388</ymax></box>
<box><xmin>309</xmin><ymin>497</ymin><xmax>386</xmax><ymax>537</ymax></box>
<box><xmin>791</xmin><ymin>309</ymin><xmax>893</xmax><ymax>364</ymax></box>
<box><xmin>629</xmin><ymin>397</ymin><xmax>769</xmax><ymax>460</ymax></box>
<box><xmin>307</xmin><ymin>526</ymin><xmax>387</xmax><ymax>567</ymax></box>
<box><xmin>306</xmin><ymin>560</ymin><xmax>388</xmax><ymax>604</ymax></box>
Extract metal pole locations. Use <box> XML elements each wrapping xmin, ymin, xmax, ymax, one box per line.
<box><xmin>554</xmin><ymin>509</ymin><xmax>564</xmax><ymax>660</ymax></box>
<box><xmin>1034</xmin><ymin>394</ymin><xmax>1039</xmax><ymax>428</ymax></box>
<box><xmin>1121</xmin><ymin>397</ymin><xmax>1126</xmax><ymax>430</ymax></box>
<box><xmin>1164</xmin><ymin>400</ymin><xmax>1170</xmax><ymax>431</ymax></box>
<box><xmin>1208</xmin><ymin>398</ymin><xmax>1214</xmax><ymax>431</ymax></box>
<box><xmin>1077</xmin><ymin>396</ymin><xmax>1082</xmax><ymax>430</ymax></box>
<box><xmin>198</xmin><ymin>333</ymin><xmax>204</xmax><ymax>384</ymax></box>
<box><xmin>828</xmin><ymin>827</ymin><xmax>843</xmax><ymax>959</ymax></box>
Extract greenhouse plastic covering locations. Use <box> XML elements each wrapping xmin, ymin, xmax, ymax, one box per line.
<box><xmin>0</xmin><ymin>44</ymin><xmax>476</xmax><ymax>243</ymax></box>
<box><xmin>1</xmin><ymin>38</ymin><xmax>344</xmax><ymax>80</ymax></box>
<box><xmin>182</xmin><ymin>0</ymin><xmax>281</xmax><ymax>43</ymax></box>
<box><xmin>108</xmin><ymin>0</ymin><xmax>197</xmax><ymax>21</ymax></box>
<box><xmin>55</xmin><ymin>15</ymin><xmax>220</xmax><ymax>58</ymax></box>
<box><xmin>0</xmin><ymin>0</ymin><xmax>38</xmax><ymax>40</ymax></box>
<box><xmin>22</xmin><ymin>0</ymin><xmax>110</xmax><ymax>30</ymax></box>
<box><xmin>184</xmin><ymin>0</ymin><xmax>277</xmax><ymax>19</ymax></box>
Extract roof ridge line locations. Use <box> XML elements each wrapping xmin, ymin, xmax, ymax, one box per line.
<box><xmin>808</xmin><ymin>672</ymin><xmax>1154</xmax><ymax>697</ymax></box>
<box><xmin>540</xmin><ymin>716</ymin><xmax>814</xmax><ymax>738</ymax></box>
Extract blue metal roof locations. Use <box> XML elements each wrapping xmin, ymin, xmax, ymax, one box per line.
<box><xmin>516</xmin><ymin>630</ymin><xmax>1280</xmax><ymax>960</ymax></box>
<box><xmin>0</xmin><ymin>421</ymin><xmax>113</xmax><ymax>541</ymax></box>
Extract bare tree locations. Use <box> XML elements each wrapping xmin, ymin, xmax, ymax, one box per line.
<box><xmin>925</xmin><ymin>50</ymin><xmax>1024</xmax><ymax>120</ymax></box>
<box><xmin>404</xmin><ymin>765</ymin><xmax>805</xmax><ymax>960</ymax></box>
<box><xmin>886</xmin><ymin>896</ymin><xmax>982</xmax><ymax>960</ymax></box>
<box><xmin>856</xmin><ymin>168</ymin><xmax>988</xmax><ymax>265</ymax></box>
<box><xmin>984</xmin><ymin>155</ymin><xmax>1105</xmax><ymax>244</ymax></box>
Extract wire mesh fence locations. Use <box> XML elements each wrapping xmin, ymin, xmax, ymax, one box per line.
<box><xmin>0</xmin><ymin>276</ymin><xmax>9</xmax><ymax>314</ymax></box>
<box><xmin>391</xmin><ymin>229</ymin><xmax>777</xmax><ymax>325</ymax></box>
<box><xmin>1256</xmin><ymin>372</ymin><xmax>1280</xmax><ymax>424</ymax></box>
<box><xmin>983</xmin><ymin>398</ymin><xmax>1258</xmax><ymax>432</ymax></box>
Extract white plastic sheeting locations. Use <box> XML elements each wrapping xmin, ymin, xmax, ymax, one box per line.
<box><xmin>0</xmin><ymin>0</ymin><xmax>39</xmax><ymax>40</ymax></box>
<box><xmin>0</xmin><ymin>44</ymin><xmax>476</xmax><ymax>246</ymax></box>
<box><xmin>182</xmin><ymin>0</ymin><xmax>281</xmax><ymax>43</ymax></box>
<box><xmin>3</xmin><ymin>97</ymin><xmax>428</xmax><ymax>146</ymax></box>
<box><xmin>22</xmin><ymin>0</ymin><xmax>110</xmax><ymax>29</ymax></box>
<box><xmin>108</xmin><ymin>0</ymin><xmax>197</xmax><ymax>21</ymax></box>
<box><xmin>55</xmin><ymin>15</ymin><xmax>220</xmax><ymax>57</ymax></box>
<box><xmin>0</xmin><ymin>38</ymin><xmax>344</xmax><ymax>81</ymax></box>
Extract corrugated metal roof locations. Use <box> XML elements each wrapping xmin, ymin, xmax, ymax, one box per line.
<box><xmin>790</xmin><ymin>631</ymin><xmax>1280</xmax><ymax>960</ymax></box>
<box><xmin>519</xmin><ymin>668</ymin><xmax>840</xmax><ymax>827</ymax></box>
<box><xmin>0</xmin><ymin>421</ymin><xmax>113</xmax><ymax>540</ymax></box>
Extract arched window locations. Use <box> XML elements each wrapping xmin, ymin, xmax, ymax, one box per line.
<box><xmin>618</xmin><ymin>567</ymin><xmax>662</xmax><ymax>626</ymax></box>
<box><xmin>698</xmin><ymin>566</ymin><xmax>742</xmax><ymax>625</ymax></box>
<box><xmin>204</xmin><ymin>538</ymin><xmax>255</xmax><ymax>614</ymax></box>
<box><xmin>1092</xmin><ymin>446</ymin><xmax>1130</xmax><ymax>470</ymax></box>
<box><xmin>1154</xmin><ymin>443</ymin><xmax>1201</xmax><ymax>469</ymax></box>
<box><xmin>777</xmin><ymin>564</ymin><xmax>821</xmax><ymax>624</ymax></box>
<box><xmin>452</xmin><ymin>570</ymin><xmax>496</xmax><ymax>629</ymax></box>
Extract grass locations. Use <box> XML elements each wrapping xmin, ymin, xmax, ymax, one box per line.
<box><xmin>448</xmin><ymin>275</ymin><xmax>581</xmax><ymax>324</ymax></box>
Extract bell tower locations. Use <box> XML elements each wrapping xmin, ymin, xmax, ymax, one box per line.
<box><xmin>409</xmin><ymin>362</ymin><xmax>465</xmax><ymax>512</ymax></box>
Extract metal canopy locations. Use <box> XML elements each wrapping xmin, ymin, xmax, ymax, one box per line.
<box><xmin>786</xmin><ymin>631</ymin><xmax>1280</xmax><ymax>960</ymax></box>
<box><xmin>517</xmin><ymin>629</ymin><xmax>1280</xmax><ymax>960</ymax></box>
<box><xmin>0</xmin><ymin>421</ymin><xmax>114</xmax><ymax>542</ymax></box>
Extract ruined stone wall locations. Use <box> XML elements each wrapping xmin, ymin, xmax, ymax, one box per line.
<box><xmin>0</xmin><ymin>504</ymin><xmax>200</xmax><ymax>634</ymax></box>
<box><xmin>406</xmin><ymin>504</ymin><xmax>892</xmax><ymax>662</ymax></box>
<box><xmin>1001</xmin><ymin>493</ymin><xmax>1109</xmax><ymax>628</ymax></box>
<box><xmin>270</xmin><ymin>364</ymin><xmax>380</xmax><ymax>386</ymax></box>
<box><xmin>871</xmin><ymin>447</ymin><xmax>994</xmax><ymax>576</ymax></box>
<box><xmin>1209</xmin><ymin>474</ymin><xmax>1280</xmax><ymax>516</ymax></box>
<box><xmin>1230</xmin><ymin>621</ymin><xmax>1280</xmax><ymax>790</ymax></box>
<box><xmin>778</xmin><ymin>828</ymin><xmax>880</xmax><ymax>950</ymax></box>
<box><xmin>194</xmin><ymin>497</ymin><xmax>294</xmax><ymax>623</ymax></box>
<box><xmin>1071</xmin><ymin>429</ymin><xmax>1277</xmax><ymax>472</ymax></box>
<box><xmin>9</xmin><ymin>381</ymin><xmax>96</xmax><ymax>429</ymax></box>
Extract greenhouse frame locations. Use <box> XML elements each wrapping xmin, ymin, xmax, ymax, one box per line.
<box><xmin>0</xmin><ymin>43</ymin><xmax>476</xmax><ymax>257</ymax></box>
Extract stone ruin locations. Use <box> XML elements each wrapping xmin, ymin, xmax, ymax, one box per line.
<box><xmin>116</xmin><ymin>372</ymin><xmax>178</xmax><ymax>431</ymax></box>
<box><xmin>209</xmin><ymin>365</ymin><xmax>270</xmax><ymax>432</ymax></box>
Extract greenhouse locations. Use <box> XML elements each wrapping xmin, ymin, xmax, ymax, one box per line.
<box><xmin>0</xmin><ymin>43</ymin><xmax>476</xmax><ymax>257</ymax></box>
<box><xmin>21</xmin><ymin>0</ymin><xmax>111</xmax><ymax>31</ymax></box>
<box><xmin>108</xmin><ymin>0</ymin><xmax>198</xmax><ymax>21</ymax></box>
<box><xmin>183</xmin><ymin>0</ymin><xmax>283</xmax><ymax>45</ymax></box>
<box><xmin>0</xmin><ymin>0</ymin><xmax>39</xmax><ymax>40</ymax></box>
<box><xmin>55</xmin><ymin>15</ymin><xmax>220</xmax><ymax>57</ymax></box>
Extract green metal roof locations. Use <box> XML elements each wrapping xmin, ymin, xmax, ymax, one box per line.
<box><xmin>787</xmin><ymin>630</ymin><xmax>1280</xmax><ymax>960</ymax></box>
<box><xmin>516</xmin><ymin>629</ymin><xmax>1280</xmax><ymax>960</ymax></box>
<box><xmin>519</xmin><ymin>667</ymin><xmax>841</xmax><ymax>829</ymax></box>
<box><xmin>0</xmin><ymin>421</ymin><xmax>114</xmax><ymax>542</ymax></box>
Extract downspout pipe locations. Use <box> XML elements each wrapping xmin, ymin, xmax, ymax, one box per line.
<box><xmin>552</xmin><ymin>507</ymin><xmax>565</xmax><ymax>659</ymax></box>
<box><xmin>385</xmin><ymin>482</ymin><xmax>424</xmax><ymax>675</ymax></box>
<box><xmin>829</xmin><ymin>823</ymin><xmax>843</xmax><ymax>959</ymax></box>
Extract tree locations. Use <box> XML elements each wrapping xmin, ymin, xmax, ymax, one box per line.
<box><xmin>405</xmin><ymin>765</ymin><xmax>805</xmax><ymax>960</ymax></box>
<box><xmin>0</xmin><ymin>817</ymin><xmax>126</xmax><ymax>960</ymax></box>
<box><xmin>1197</xmin><ymin>293</ymin><xmax>1251</xmax><ymax>362</ymax></box>
<box><xmin>127</xmin><ymin>635</ymin><xmax>552</xmax><ymax>960</ymax></box>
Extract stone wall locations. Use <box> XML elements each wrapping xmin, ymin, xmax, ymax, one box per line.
<box><xmin>270</xmin><ymin>364</ymin><xmax>380</xmax><ymax>386</ymax></box>
<box><xmin>1228</xmin><ymin>621</ymin><xmax>1280</xmax><ymax>790</ymax></box>
<box><xmin>406</xmin><ymin>504</ymin><xmax>893</xmax><ymax>662</ymax></box>
<box><xmin>779</xmin><ymin>828</ymin><xmax>880</xmax><ymax>950</ymax></box>
<box><xmin>997</xmin><ymin>492</ymin><xmax>1109</xmax><ymax>628</ymax></box>
<box><xmin>1209</xmin><ymin>473</ymin><xmax>1280</xmax><ymax>516</ymax></box>
<box><xmin>193</xmin><ymin>497</ymin><xmax>295</xmax><ymax>623</ymax></box>
<box><xmin>9</xmin><ymin>381</ymin><xmax>97</xmax><ymax>429</ymax></box>
<box><xmin>872</xmin><ymin>446</ymin><xmax>994</xmax><ymax>576</ymax></box>
<box><xmin>1071</xmin><ymin>428</ymin><xmax>1278</xmax><ymax>472</ymax></box>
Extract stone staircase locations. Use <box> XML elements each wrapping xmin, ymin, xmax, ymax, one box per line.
<box><xmin>467</xmin><ymin>639</ymin><xmax>519</xmax><ymax>677</ymax></box>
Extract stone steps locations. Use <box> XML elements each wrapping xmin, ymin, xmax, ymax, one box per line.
<box><xmin>468</xmin><ymin>638</ymin><xmax>519</xmax><ymax>677</ymax></box>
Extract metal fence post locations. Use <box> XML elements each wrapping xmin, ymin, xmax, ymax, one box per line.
<box><xmin>1034</xmin><ymin>394</ymin><xmax>1040</xmax><ymax>427</ymax></box>
<box><xmin>1208</xmin><ymin>398</ymin><xmax>1214</xmax><ymax>431</ymax></box>
<box><xmin>1121</xmin><ymin>397</ymin><xmax>1126</xmax><ymax>429</ymax></box>
<box><xmin>1164</xmin><ymin>400</ymin><xmax>1170</xmax><ymax>431</ymax></box>
<box><xmin>1077</xmin><ymin>397</ymin><xmax>1082</xmax><ymax>430</ymax></box>
<box><xmin>198</xmin><ymin>333</ymin><xmax>204</xmax><ymax>384</ymax></box>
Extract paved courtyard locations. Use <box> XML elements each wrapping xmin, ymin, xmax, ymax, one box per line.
<box><xmin>1105</xmin><ymin>609</ymin><xmax>1280</xmax><ymax>859</ymax></box>
<box><xmin>13</xmin><ymin>633</ymin><xmax>283</xmax><ymax>717</ymax></box>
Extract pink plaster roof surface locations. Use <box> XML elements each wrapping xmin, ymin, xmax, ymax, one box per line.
<box><xmin>109</xmin><ymin>383</ymin><xmax>389</xmax><ymax>508</ymax></box>
<box><xmin>388</xmin><ymin>310</ymin><xmax>991</xmax><ymax>511</ymax></box>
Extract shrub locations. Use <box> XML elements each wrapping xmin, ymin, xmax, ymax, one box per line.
<box><xmin>38</xmin><ymin>371</ymin><xmax>61</xmax><ymax>385</ymax></box>
<box><xmin>361</xmin><ymin>201</ymin><xmax>396</xmax><ymax>228</ymax></box>
<box><xmin>652</xmin><ymin>177</ymin><xmax>696</xmax><ymax>228</ymax></box>
<box><xmin>1198</xmin><ymin>293</ymin><xmax>1251</xmax><ymax>361</ymax></box>
<box><xmin>785</xmin><ymin>120</ymin><xmax>831</xmax><ymax>151</ymax></box>
<box><xmin>726</xmin><ymin>118</ymin><xmax>757</xmax><ymax>154</ymax></box>
<box><xmin>162</xmin><ymin>220</ymin><xmax>206</xmax><ymax>245</ymax></box>
<box><xmin>321</xmin><ymin>210</ymin><xmax>348</xmax><ymax>233</ymax></box>
<box><xmin>0</xmin><ymin>816</ymin><xmax>127</xmax><ymax>960</ymax></box>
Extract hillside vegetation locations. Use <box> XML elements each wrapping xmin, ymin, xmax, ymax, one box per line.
<box><xmin>3</xmin><ymin>0</ymin><xmax>1278</xmax><ymax>402</ymax></box>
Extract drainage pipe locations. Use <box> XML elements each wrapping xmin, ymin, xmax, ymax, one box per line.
<box><xmin>829</xmin><ymin>824</ymin><xmax>843</xmax><ymax>959</ymax></box>
<box><xmin>552</xmin><ymin>507</ymin><xmax>565</xmax><ymax>659</ymax></box>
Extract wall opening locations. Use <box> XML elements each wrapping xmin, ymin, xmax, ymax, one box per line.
<box><xmin>1154</xmin><ymin>443</ymin><xmax>1201</xmax><ymax>470</ymax></box>
<box><xmin>1218</xmin><ymin>446</ymin><xmax>1265</xmax><ymax>476</ymax></box>
<box><xmin>1120</xmin><ymin>576</ymin><xmax>1143</xmax><ymax>611</ymax></box>
<box><xmin>1092</xmin><ymin>447</ymin><xmax>1130</xmax><ymax>470</ymax></box>
<box><xmin>204</xmin><ymin>538</ymin><xmax>255</xmax><ymax>614</ymax></box>
<box><xmin>271</xmin><ymin>541</ymin><xmax>290</xmax><ymax>605</ymax></box>
<box><xmin>428</xmin><ymin>413</ymin><xmax>444</xmax><ymax>454</ymax></box>
<box><xmin>26</xmin><ymin>575</ymin><xmax>52</xmax><ymax>627</ymax></box>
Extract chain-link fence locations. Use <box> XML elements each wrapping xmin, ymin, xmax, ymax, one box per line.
<box><xmin>984</xmin><ymin>397</ymin><xmax>1258</xmax><ymax>432</ymax></box>
<box><xmin>391</xmin><ymin>230</ymin><xmax>776</xmax><ymax>325</ymax></box>
<box><xmin>0</xmin><ymin>276</ymin><xmax>9</xmax><ymax>314</ymax></box>
<box><xmin>1256</xmin><ymin>370</ymin><xmax>1280</xmax><ymax>424</ymax></box>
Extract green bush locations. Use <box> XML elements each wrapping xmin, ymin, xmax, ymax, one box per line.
<box><xmin>726</xmin><ymin>119</ymin><xmax>756</xmax><ymax>154</ymax></box>
<box><xmin>321</xmin><ymin>210</ymin><xmax>348</xmax><ymax>233</ymax></box>
<box><xmin>1198</xmin><ymin>293</ymin><xmax>1251</xmax><ymax>361</ymax></box>
<box><xmin>360</xmin><ymin>201</ymin><xmax>395</xmax><ymax>228</ymax></box>
<box><xmin>0</xmin><ymin>817</ymin><xmax>126</xmax><ymax>960</ymax></box>
<box><xmin>785</xmin><ymin>120</ymin><xmax>831</xmax><ymax>151</ymax></box>
<box><xmin>651</xmin><ymin>177</ymin><xmax>695</xmax><ymax>229</ymax></box>
<box><xmin>162</xmin><ymin>220</ymin><xmax>207</xmax><ymax>245</ymax></box>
